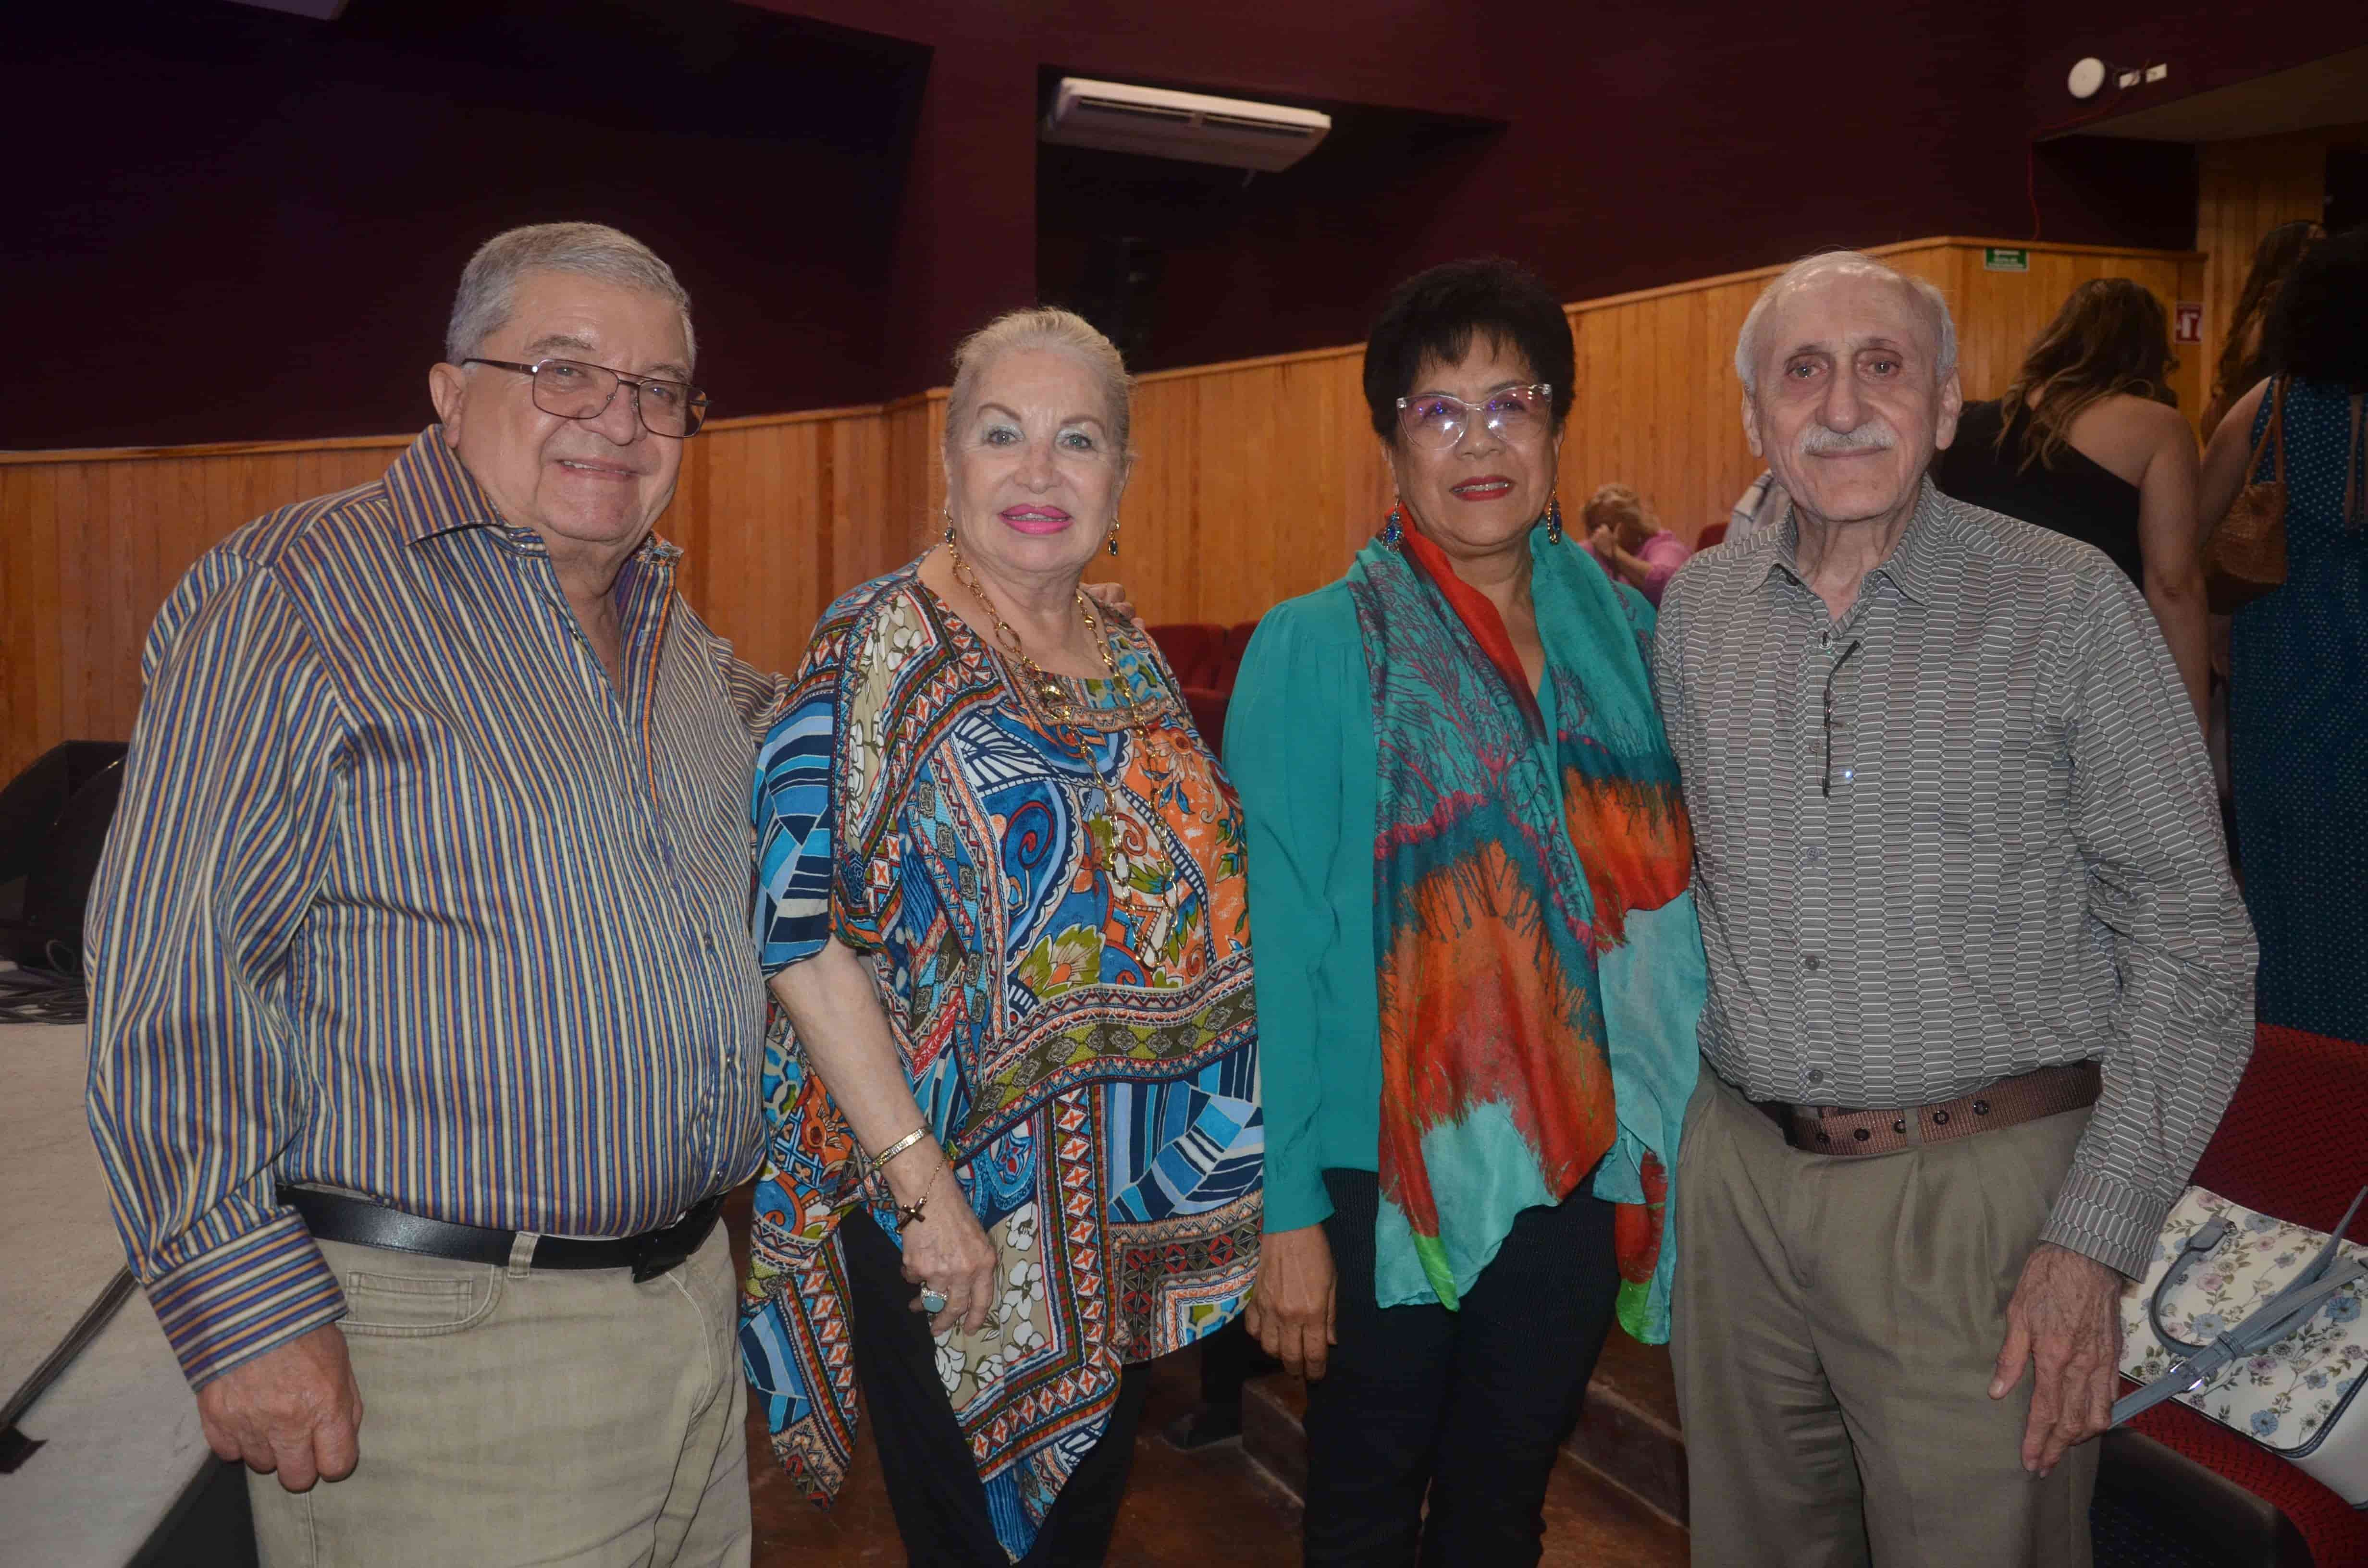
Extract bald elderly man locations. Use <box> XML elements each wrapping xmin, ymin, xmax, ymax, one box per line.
<box><xmin>1654</xmin><ymin>252</ymin><xmax>2256</xmax><ymax>1567</ymax></box>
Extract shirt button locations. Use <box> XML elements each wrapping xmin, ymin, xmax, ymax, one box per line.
<box><xmin>1838</xmin><ymin>768</ymin><xmax>1855</xmax><ymax>783</ymax></box>
<box><xmin>1820</xmin><ymin>630</ymin><xmax>1832</xmax><ymax>650</ymax></box>
<box><xmin>1803</xmin><ymin>954</ymin><xmax>1823</xmax><ymax>972</ymax></box>
<box><xmin>1807</xmin><ymin>1069</ymin><xmax>1825</xmax><ymax>1085</ymax></box>
<box><xmin>1804</xmin><ymin>844</ymin><xmax>1826</xmax><ymax>865</ymax></box>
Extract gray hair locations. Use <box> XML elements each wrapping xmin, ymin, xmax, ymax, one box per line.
<box><xmin>445</xmin><ymin>222</ymin><xmax>695</xmax><ymax>368</ymax></box>
<box><xmin>943</xmin><ymin>307</ymin><xmax>1134</xmax><ymax>465</ymax></box>
<box><xmin>1733</xmin><ymin>250</ymin><xmax>1957</xmax><ymax>397</ymax></box>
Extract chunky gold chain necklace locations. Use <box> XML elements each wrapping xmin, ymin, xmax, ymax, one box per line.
<box><xmin>942</xmin><ymin>536</ymin><xmax>1154</xmax><ymax>745</ymax></box>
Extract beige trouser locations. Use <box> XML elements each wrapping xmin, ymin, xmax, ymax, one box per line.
<box><xmin>249</xmin><ymin>1225</ymin><xmax>750</xmax><ymax>1568</ymax></box>
<box><xmin>1672</xmin><ymin>1069</ymin><xmax>2099</xmax><ymax>1568</ymax></box>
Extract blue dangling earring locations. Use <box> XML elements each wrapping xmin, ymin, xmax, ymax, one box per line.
<box><xmin>1381</xmin><ymin>504</ymin><xmax>1405</xmax><ymax>551</ymax></box>
<box><xmin>1107</xmin><ymin>520</ymin><xmax>1121</xmax><ymax>557</ymax></box>
<box><xmin>1544</xmin><ymin>493</ymin><xmax>1566</xmax><ymax>544</ymax></box>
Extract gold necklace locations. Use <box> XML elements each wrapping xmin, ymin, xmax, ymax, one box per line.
<box><xmin>942</xmin><ymin>537</ymin><xmax>1155</xmax><ymax>745</ymax></box>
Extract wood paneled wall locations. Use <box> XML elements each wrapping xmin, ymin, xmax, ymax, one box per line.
<box><xmin>2195</xmin><ymin>133</ymin><xmax>2338</xmax><ymax>423</ymax></box>
<box><xmin>0</xmin><ymin>236</ymin><xmax>2203</xmax><ymax>781</ymax></box>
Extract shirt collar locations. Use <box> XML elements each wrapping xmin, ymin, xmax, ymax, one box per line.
<box><xmin>1759</xmin><ymin>475</ymin><xmax>1949</xmax><ymax>608</ymax></box>
<box><xmin>385</xmin><ymin>426</ymin><xmax>681</xmax><ymax>564</ymax></box>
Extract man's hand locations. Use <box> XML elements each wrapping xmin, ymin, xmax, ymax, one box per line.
<box><xmin>1081</xmin><ymin>580</ymin><xmax>1136</xmax><ymax>623</ymax></box>
<box><xmin>1990</xmin><ymin>1242</ymin><xmax>2123</xmax><ymax>1475</ymax></box>
<box><xmin>197</xmin><ymin>1323</ymin><xmax>364</xmax><ymax>1492</ymax></box>
<box><xmin>1246</xmin><ymin>1225</ymin><xmax>1337</xmax><ymax>1380</ymax></box>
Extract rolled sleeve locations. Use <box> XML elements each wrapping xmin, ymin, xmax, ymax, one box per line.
<box><xmin>2044</xmin><ymin>576</ymin><xmax>2257</xmax><ymax>1278</ymax></box>
<box><xmin>751</xmin><ymin>694</ymin><xmax>839</xmax><ymax>973</ymax></box>
<box><xmin>84</xmin><ymin>550</ymin><xmax>350</xmax><ymax>1387</ymax></box>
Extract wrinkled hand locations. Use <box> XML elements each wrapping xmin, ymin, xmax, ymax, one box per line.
<box><xmin>1246</xmin><ymin>1224</ymin><xmax>1337</xmax><ymax>1380</ymax></box>
<box><xmin>1081</xmin><ymin>580</ymin><xmax>1136</xmax><ymax>623</ymax></box>
<box><xmin>894</xmin><ymin>1156</ymin><xmax>999</xmax><ymax>1335</ymax></box>
<box><xmin>196</xmin><ymin>1323</ymin><xmax>364</xmax><ymax>1492</ymax></box>
<box><xmin>1990</xmin><ymin>1242</ymin><xmax>2124</xmax><ymax>1475</ymax></box>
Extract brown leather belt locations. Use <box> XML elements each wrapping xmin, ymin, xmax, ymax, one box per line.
<box><xmin>1754</xmin><ymin>1062</ymin><xmax>2100</xmax><ymax>1157</ymax></box>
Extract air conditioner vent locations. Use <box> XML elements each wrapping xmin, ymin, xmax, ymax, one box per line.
<box><xmin>1042</xmin><ymin>77</ymin><xmax>1331</xmax><ymax>173</ymax></box>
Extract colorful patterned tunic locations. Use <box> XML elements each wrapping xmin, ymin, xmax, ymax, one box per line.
<box><xmin>738</xmin><ymin>563</ymin><xmax>1262</xmax><ymax>1559</ymax></box>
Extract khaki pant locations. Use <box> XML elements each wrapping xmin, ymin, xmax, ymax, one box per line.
<box><xmin>250</xmin><ymin>1225</ymin><xmax>750</xmax><ymax>1568</ymax></box>
<box><xmin>1672</xmin><ymin>1069</ymin><xmax>2098</xmax><ymax>1568</ymax></box>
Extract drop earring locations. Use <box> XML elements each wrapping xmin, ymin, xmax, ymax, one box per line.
<box><xmin>1544</xmin><ymin>494</ymin><xmax>1566</xmax><ymax>545</ymax></box>
<box><xmin>941</xmin><ymin>502</ymin><xmax>954</xmax><ymax>546</ymax></box>
<box><xmin>1107</xmin><ymin>521</ymin><xmax>1121</xmax><ymax>558</ymax></box>
<box><xmin>1381</xmin><ymin>504</ymin><xmax>1405</xmax><ymax>551</ymax></box>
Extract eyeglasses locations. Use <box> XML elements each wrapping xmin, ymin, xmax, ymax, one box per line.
<box><xmin>464</xmin><ymin>357</ymin><xmax>711</xmax><ymax>439</ymax></box>
<box><xmin>1822</xmin><ymin>638</ymin><xmax>1862</xmax><ymax>798</ymax></box>
<box><xmin>1394</xmin><ymin>383</ymin><xmax>1553</xmax><ymax>448</ymax></box>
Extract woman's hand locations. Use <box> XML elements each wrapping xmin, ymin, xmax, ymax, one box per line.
<box><xmin>1246</xmin><ymin>1224</ymin><xmax>1338</xmax><ymax>1380</ymax></box>
<box><xmin>888</xmin><ymin>1152</ymin><xmax>999</xmax><ymax>1335</ymax></box>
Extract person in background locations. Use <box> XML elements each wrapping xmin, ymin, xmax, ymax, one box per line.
<box><xmin>1231</xmin><ymin>257</ymin><xmax>1703</xmax><ymax>1567</ymax></box>
<box><xmin>2204</xmin><ymin>220</ymin><xmax>2323</xmax><ymax>439</ymax></box>
<box><xmin>1582</xmin><ymin>481</ymin><xmax>1694</xmax><ymax>606</ymax></box>
<box><xmin>84</xmin><ymin>222</ymin><xmax>778</xmax><ymax>1567</ymax></box>
<box><xmin>1702</xmin><ymin>469</ymin><xmax>1788</xmax><ymax>551</ymax></box>
<box><xmin>1935</xmin><ymin>278</ymin><xmax>2208</xmax><ymax>724</ymax></box>
<box><xmin>739</xmin><ymin>307</ymin><xmax>1260</xmax><ymax>1566</ymax></box>
<box><xmin>2199</xmin><ymin>224</ymin><xmax>2368</xmax><ymax>1045</ymax></box>
<box><xmin>1661</xmin><ymin>250</ymin><xmax>2254</xmax><ymax>1568</ymax></box>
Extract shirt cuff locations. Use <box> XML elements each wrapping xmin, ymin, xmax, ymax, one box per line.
<box><xmin>1261</xmin><ymin>1142</ymin><xmax>1336</xmax><ymax>1234</ymax></box>
<box><xmin>145</xmin><ymin>1212</ymin><xmax>347</xmax><ymax>1389</ymax></box>
<box><xmin>2038</xmin><ymin>1164</ymin><xmax>2175</xmax><ymax>1281</ymax></box>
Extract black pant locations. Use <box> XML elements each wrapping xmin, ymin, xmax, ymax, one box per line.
<box><xmin>1302</xmin><ymin>1168</ymin><xmax>1621</xmax><ymax>1568</ymax></box>
<box><xmin>840</xmin><ymin>1209</ymin><xmax>1151</xmax><ymax>1568</ymax></box>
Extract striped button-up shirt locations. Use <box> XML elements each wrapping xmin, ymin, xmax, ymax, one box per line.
<box><xmin>86</xmin><ymin>429</ymin><xmax>790</xmax><ymax>1387</ymax></box>
<box><xmin>1652</xmin><ymin>480</ymin><xmax>2256</xmax><ymax>1278</ymax></box>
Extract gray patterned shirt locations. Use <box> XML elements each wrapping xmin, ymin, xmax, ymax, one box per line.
<box><xmin>1652</xmin><ymin>479</ymin><xmax>2256</xmax><ymax>1277</ymax></box>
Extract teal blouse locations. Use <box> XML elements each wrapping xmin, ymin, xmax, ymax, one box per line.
<box><xmin>1226</xmin><ymin>580</ymin><xmax>1575</xmax><ymax>1235</ymax></box>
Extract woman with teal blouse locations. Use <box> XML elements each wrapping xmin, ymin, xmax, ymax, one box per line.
<box><xmin>1227</xmin><ymin>258</ymin><xmax>1707</xmax><ymax>1567</ymax></box>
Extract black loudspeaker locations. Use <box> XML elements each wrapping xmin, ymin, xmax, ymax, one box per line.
<box><xmin>0</xmin><ymin>740</ymin><xmax>130</xmax><ymax>968</ymax></box>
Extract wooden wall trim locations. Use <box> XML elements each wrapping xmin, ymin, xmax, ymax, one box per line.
<box><xmin>0</xmin><ymin>399</ymin><xmax>894</xmax><ymax>469</ymax></box>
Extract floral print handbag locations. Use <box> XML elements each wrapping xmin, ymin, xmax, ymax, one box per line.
<box><xmin>2117</xmin><ymin>1186</ymin><xmax>2368</xmax><ymax>1504</ymax></box>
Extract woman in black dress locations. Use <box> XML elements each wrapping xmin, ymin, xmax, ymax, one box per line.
<box><xmin>1935</xmin><ymin>277</ymin><xmax>2208</xmax><ymax>724</ymax></box>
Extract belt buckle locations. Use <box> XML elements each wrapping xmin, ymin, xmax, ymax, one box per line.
<box><xmin>631</xmin><ymin>1225</ymin><xmax>691</xmax><ymax>1283</ymax></box>
<box><xmin>629</xmin><ymin>1196</ymin><xmax>718</xmax><ymax>1283</ymax></box>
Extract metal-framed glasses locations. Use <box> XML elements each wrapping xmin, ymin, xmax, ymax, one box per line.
<box><xmin>1822</xmin><ymin>638</ymin><xmax>1862</xmax><ymax>798</ymax></box>
<box><xmin>1394</xmin><ymin>383</ymin><xmax>1553</xmax><ymax>448</ymax></box>
<box><xmin>465</xmin><ymin>357</ymin><xmax>711</xmax><ymax>438</ymax></box>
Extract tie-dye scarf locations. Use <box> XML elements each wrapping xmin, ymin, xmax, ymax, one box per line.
<box><xmin>1345</xmin><ymin>518</ymin><xmax>1705</xmax><ymax>1340</ymax></box>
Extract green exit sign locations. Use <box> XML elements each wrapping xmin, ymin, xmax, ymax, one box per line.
<box><xmin>1984</xmin><ymin>246</ymin><xmax>2031</xmax><ymax>272</ymax></box>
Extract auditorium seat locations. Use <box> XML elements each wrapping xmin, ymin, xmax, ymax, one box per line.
<box><xmin>2097</xmin><ymin>1023</ymin><xmax>2368</xmax><ymax>1568</ymax></box>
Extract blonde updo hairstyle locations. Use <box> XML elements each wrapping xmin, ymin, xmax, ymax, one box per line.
<box><xmin>942</xmin><ymin>307</ymin><xmax>1136</xmax><ymax>474</ymax></box>
<box><xmin>1582</xmin><ymin>482</ymin><xmax>1653</xmax><ymax>544</ymax></box>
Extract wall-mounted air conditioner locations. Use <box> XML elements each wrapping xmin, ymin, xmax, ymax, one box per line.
<box><xmin>1040</xmin><ymin>77</ymin><xmax>1332</xmax><ymax>173</ymax></box>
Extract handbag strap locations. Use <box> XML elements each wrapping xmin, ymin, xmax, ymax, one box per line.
<box><xmin>2247</xmin><ymin>375</ymin><xmax>2287</xmax><ymax>488</ymax></box>
<box><xmin>2347</xmin><ymin>392</ymin><xmax>2364</xmax><ymax>531</ymax></box>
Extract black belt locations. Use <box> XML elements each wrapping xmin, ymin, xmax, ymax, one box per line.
<box><xmin>281</xmin><ymin>1186</ymin><xmax>727</xmax><ymax>1283</ymax></box>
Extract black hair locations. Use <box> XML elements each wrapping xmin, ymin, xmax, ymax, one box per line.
<box><xmin>2259</xmin><ymin>223</ymin><xmax>2368</xmax><ymax>392</ymax></box>
<box><xmin>1361</xmin><ymin>257</ymin><xmax>1576</xmax><ymax>441</ymax></box>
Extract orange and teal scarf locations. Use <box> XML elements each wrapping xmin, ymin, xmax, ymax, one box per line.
<box><xmin>1346</xmin><ymin>518</ymin><xmax>1705</xmax><ymax>1341</ymax></box>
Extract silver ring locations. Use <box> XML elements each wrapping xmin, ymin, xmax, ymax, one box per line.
<box><xmin>919</xmin><ymin>1288</ymin><xmax>950</xmax><ymax>1314</ymax></box>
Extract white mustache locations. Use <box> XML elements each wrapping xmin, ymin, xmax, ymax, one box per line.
<box><xmin>1798</xmin><ymin>420</ymin><xmax>1897</xmax><ymax>455</ymax></box>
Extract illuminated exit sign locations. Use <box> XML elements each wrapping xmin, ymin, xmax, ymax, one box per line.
<box><xmin>1983</xmin><ymin>247</ymin><xmax>2031</xmax><ymax>272</ymax></box>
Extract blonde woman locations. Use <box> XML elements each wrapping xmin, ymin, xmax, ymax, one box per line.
<box><xmin>739</xmin><ymin>309</ymin><xmax>1261</xmax><ymax>1565</ymax></box>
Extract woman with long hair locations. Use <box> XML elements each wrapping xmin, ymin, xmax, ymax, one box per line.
<box><xmin>1935</xmin><ymin>277</ymin><xmax>2208</xmax><ymax>722</ymax></box>
<box><xmin>2199</xmin><ymin>225</ymin><xmax>2368</xmax><ymax>1044</ymax></box>
<box><xmin>2204</xmin><ymin>220</ymin><xmax>2323</xmax><ymax>439</ymax></box>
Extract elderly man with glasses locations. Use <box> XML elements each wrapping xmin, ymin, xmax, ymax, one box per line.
<box><xmin>85</xmin><ymin>223</ymin><xmax>773</xmax><ymax>1566</ymax></box>
<box><xmin>1651</xmin><ymin>251</ymin><xmax>2256</xmax><ymax>1568</ymax></box>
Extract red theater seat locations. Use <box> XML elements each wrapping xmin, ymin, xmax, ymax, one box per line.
<box><xmin>2109</xmin><ymin>1023</ymin><xmax>2368</xmax><ymax>1567</ymax></box>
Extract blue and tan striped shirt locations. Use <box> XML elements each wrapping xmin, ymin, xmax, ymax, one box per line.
<box><xmin>85</xmin><ymin>429</ymin><xmax>791</xmax><ymax>1387</ymax></box>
